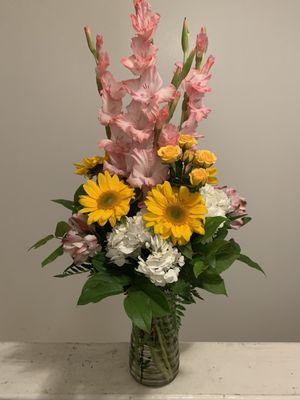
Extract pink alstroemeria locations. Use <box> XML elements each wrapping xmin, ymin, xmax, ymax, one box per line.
<box><xmin>62</xmin><ymin>231</ymin><xmax>101</xmax><ymax>265</ymax></box>
<box><xmin>122</xmin><ymin>37</ymin><xmax>158</xmax><ymax>76</ymax></box>
<box><xmin>127</xmin><ymin>148</ymin><xmax>168</xmax><ymax>190</ymax></box>
<box><xmin>124</xmin><ymin>66</ymin><xmax>176</xmax><ymax>121</ymax></box>
<box><xmin>68</xmin><ymin>214</ymin><xmax>94</xmax><ymax>235</ymax></box>
<box><xmin>131</xmin><ymin>0</ymin><xmax>160</xmax><ymax>40</ymax></box>
<box><xmin>221</xmin><ymin>186</ymin><xmax>247</xmax><ymax>229</ymax></box>
<box><xmin>158</xmin><ymin>124</ymin><xmax>180</xmax><ymax>147</ymax></box>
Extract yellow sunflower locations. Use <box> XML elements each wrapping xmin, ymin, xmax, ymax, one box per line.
<box><xmin>74</xmin><ymin>156</ymin><xmax>106</xmax><ymax>176</ymax></box>
<box><xmin>143</xmin><ymin>182</ymin><xmax>207</xmax><ymax>246</ymax></box>
<box><xmin>79</xmin><ymin>171</ymin><xmax>134</xmax><ymax>227</ymax></box>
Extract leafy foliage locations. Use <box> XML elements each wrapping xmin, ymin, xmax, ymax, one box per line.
<box><xmin>239</xmin><ymin>254</ymin><xmax>265</xmax><ymax>275</ymax></box>
<box><xmin>77</xmin><ymin>269</ymin><xmax>131</xmax><ymax>305</ymax></box>
<box><xmin>55</xmin><ymin>221</ymin><xmax>70</xmax><ymax>238</ymax></box>
<box><xmin>42</xmin><ymin>245</ymin><xmax>64</xmax><ymax>268</ymax></box>
<box><xmin>28</xmin><ymin>235</ymin><xmax>54</xmax><ymax>251</ymax></box>
<box><xmin>52</xmin><ymin>199</ymin><xmax>74</xmax><ymax>211</ymax></box>
<box><xmin>124</xmin><ymin>278</ymin><xmax>171</xmax><ymax>333</ymax></box>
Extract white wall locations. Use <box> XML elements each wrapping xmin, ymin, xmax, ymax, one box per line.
<box><xmin>0</xmin><ymin>0</ymin><xmax>299</xmax><ymax>342</ymax></box>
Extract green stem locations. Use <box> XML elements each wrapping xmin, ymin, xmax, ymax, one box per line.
<box><xmin>155</xmin><ymin>322</ymin><xmax>173</xmax><ymax>376</ymax></box>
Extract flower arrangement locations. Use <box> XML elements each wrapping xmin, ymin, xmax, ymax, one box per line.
<box><xmin>31</xmin><ymin>0</ymin><xmax>263</xmax><ymax>386</ymax></box>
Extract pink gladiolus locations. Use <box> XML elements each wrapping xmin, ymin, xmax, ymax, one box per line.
<box><xmin>122</xmin><ymin>37</ymin><xmax>158</xmax><ymax>75</ymax></box>
<box><xmin>99</xmin><ymin>72</ymin><xmax>125</xmax><ymax>125</ymax></box>
<box><xmin>158</xmin><ymin>124</ymin><xmax>180</xmax><ymax>147</ymax></box>
<box><xmin>62</xmin><ymin>231</ymin><xmax>101</xmax><ymax>265</ymax></box>
<box><xmin>200</xmin><ymin>55</ymin><xmax>215</xmax><ymax>75</ymax></box>
<box><xmin>131</xmin><ymin>0</ymin><xmax>160</xmax><ymax>40</ymax></box>
<box><xmin>124</xmin><ymin>66</ymin><xmax>176</xmax><ymax>121</ymax></box>
<box><xmin>221</xmin><ymin>186</ymin><xmax>247</xmax><ymax>229</ymax></box>
<box><xmin>115</xmin><ymin>100</ymin><xmax>155</xmax><ymax>143</ymax></box>
<box><xmin>127</xmin><ymin>148</ymin><xmax>168</xmax><ymax>190</ymax></box>
<box><xmin>196</xmin><ymin>27</ymin><xmax>208</xmax><ymax>56</ymax></box>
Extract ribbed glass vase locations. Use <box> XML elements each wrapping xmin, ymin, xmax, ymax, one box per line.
<box><xmin>129</xmin><ymin>307</ymin><xmax>179</xmax><ymax>387</ymax></box>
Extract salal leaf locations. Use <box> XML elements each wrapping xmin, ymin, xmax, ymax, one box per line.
<box><xmin>199</xmin><ymin>217</ymin><xmax>227</xmax><ymax>244</ymax></box>
<box><xmin>124</xmin><ymin>289</ymin><xmax>152</xmax><ymax>333</ymax></box>
<box><xmin>193</xmin><ymin>257</ymin><xmax>206</xmax><ymax>278</ymax></box>
<box><xmin>28</xmin><ymin>234</ymin><xmax>54</xmax><ymax>251</ymax></box>
<box><xmin>42</xmin><ymin>245</ymin><xmax>64</xmax><ymax>267</ymax></box>
<box><xmin>139</xmin><ymin>282</ymin><xmax>171</xmax><ymax>317</ymax></box>
<box><xmin>179</xmin><ymin>242</ymin><xmax>193</xmax><ymax>260</ymax></box>
<box><xmin>92</xmin><ymin>253</ymin><xmax>106</xmax><ymax>272</ymax></box>
<box><xmin>239</xmin><ymin>254</ymin><xmax>265</xmax><ymax>275</ymax></box>
<box><xmin>199</xmin><ymin>269</ymin><xmax>227</xmax><ymax>295</ymax></box>
<box><xmin>77</xmin><ymin>270</ymin><xmax>130</xmax><ymax>306</ymax></box>
<box><xmin>214</xmin><ymin>240</ymin><xmax>241</xmax><ymax>274</ymax></box>
<box><xmin>52</xmin><ymin>199</ymin><xmax>74</xmax><ymax>211</ymax></box>
<box><xmin>55</xmin><ymin>221</ymin><xmax>71</xmax><ymax>238</ymax></box>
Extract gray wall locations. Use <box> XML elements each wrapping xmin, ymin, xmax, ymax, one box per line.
<box><xmin>1</xmin><ymin>0</ymin><xmax>299</xmax><ymax>343</ymax></box>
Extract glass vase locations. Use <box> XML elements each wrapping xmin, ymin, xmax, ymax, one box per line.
<box><xmin>129</xmin><ymin>308</ymin><xmax>180</xmax><ymax>386</ymax></box>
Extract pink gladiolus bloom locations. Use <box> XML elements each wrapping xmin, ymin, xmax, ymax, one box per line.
<box><xmin>99</xmin><ymin>126</ymin><xmax>133</xmax><ymax>176</ymax></box>
<box><xmin>196</xmin><ymin>27</ymin><xmax>208</xmax><ymax>56</ymax></box>
<box><xmin>127</xmin><ymin>148</ymin><xmax>168</xmax><ymax>190</ymax></box>
<box><xmin>62</xmin><ymin>231</ymin><xmax>101</xmax><ymax>265</ymax></box>
<box><xmin>115</xmin><ymin>100</ymin><xmax>155</xmax><ymax>143</ymax></box>
<box><xmin>221</xmin><ymin>186</ymin><xmax>247</xmax><ymax>229</ymax></box>
<box><xmin>200</xmin><ymin>55</ymin><xmax>215</xmax><ymax>75</ymax></box>
<box><xmin>99</xmin><ymin>72</ymin><xmax>125</xmax><ymax>125</ymax></box>
<box><xmin>124</xmin><ymin>66</ymin><xmax>176</xmax><ymax>121</ymax></box>
<box><xmin>158</xmin><ymin>124</ymin><xmax>180</xmax><ymax>147</ymax></box>
<box><xmin>122</xmin><ymin>37</ymin><xmax>158</xmax><ymax>75</ymax></box>
<box><xmin>96</xmin><ymin>33</ymin><xmax>104</xmax><ymax>54</ymax></box>
<box><xmin>131</xmin><ymin>0</ymin><xmax>160</xmax><ymax>40</ymax></box>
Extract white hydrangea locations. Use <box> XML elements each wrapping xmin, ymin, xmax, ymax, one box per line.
<box><xmin>106</xmin><ymin>214</ymin><xmax>151</xmax><ymax>266</ymax></box>
<box><xmin>200</xmin><ymin>184</ymin><xmax>231</xmax><ymax>217</ymax></box>
<box><xmin>137</xmin><ymin>235</ymin><xmax>185</xmax><ymax>287</ymax></box>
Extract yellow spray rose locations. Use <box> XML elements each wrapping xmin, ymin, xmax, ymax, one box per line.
<box><xmin>194</xmin><ymin>150</ymin><xmax>217</xmax><ymax>168</ymax></box>
<box><xmin>206</xmin><ymin>167</ymin><xmax>218</xmax><ymax>185</ymax></box>
<box><xmin>189</xmin><ymin>168</ymin><xmax>208</xmax><ymax>186</ymax></box>
<box><xmin>179</xmin><ymin>134</ymin><xmax>197</xmax><ymax>149</ymax></box>
<box><xmin>183</xmin><ymin>149</ymin><xmax>195</xmax><ymax>163</ymax></box>
<box><xmin>157</xmin><ymin>145</ymin><xmax>182</xmax><ymax>164</ymax></box>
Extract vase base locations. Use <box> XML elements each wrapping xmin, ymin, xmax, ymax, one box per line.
<box><xmin>130</xmin><ymin>367</ymin><xmax>179</xmax><ymax>387</ymax></box>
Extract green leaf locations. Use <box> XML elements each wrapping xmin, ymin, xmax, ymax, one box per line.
<box><xmin>239</xmin><ymin>254</ymin><xmax>265</xmax><ymax>275</ymax></box>
<box><xmin>193</xmin><ymin>257</ymin><xmax>206</xmax><ymax>278</ymax></box>
<box><xmin>55</xmin><ymin>221</ymin><xmax>71</xmax><ymax>238</ymax></box>
<box><xmin>199</xmin><ymin>217</ymin><xmax>227</xmax><ymax>244</ymax></box>
<box><xmin>138</xmin><ymin>282</ymin><xmax>170</xmax><ymax>317</ymax></box>
<box><xmin>214</xmin><ymin>240</ymin><xmax>241</xmax><ymax>274</ymax></box>
<box><xmin>92</xmin><ymin>253</ymin><xmax>107</xmax><ymax>271</ymax></box>
<box><xmin>180</xmin><ymin>49</ymin><xmax>196</xmax><ymax>82</ymax></box>
<box><xmin>28</xmin><ymin>234</ymin><xmax>54</xmax><ymax>251</ymax></box>
<box><xmin>179</xmin><ymin>242</ymin><xmax>194</xmax><ymax>260</ymax></box>
<box><xmin>77</xmin><ymin>270</ymin><xmax>130</xmax><ymax>305</ymax></box>
<box><xmin>199</xmin><ymin>270</ymin><xmax>227</xmax><ymax>295</ymax></box>
<box><xmin>52</xmin><ymin>199</ymin><xmax>74</xmax><ymax>211</ymax></box>
<box><xmin>124</xmin><ymin>289</ymin><xmax>152</xmax><ymax>333</ymax></box>
<box><xmin>74</xmin><ymin>184</ymin><xmax>85</xmax><ymax>204</ymax></box>
<box><xmin>42</xmin><ymin>245</ymin><xmax>64</xmax><ymax>267</ymax></box>
<box><xmin>242</xmin><ymin>216</ymin><xmax>252</xmax><ymax>226</ymax></box>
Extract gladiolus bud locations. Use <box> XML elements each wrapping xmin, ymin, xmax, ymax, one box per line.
<box><xmin>181</xmin><ymin>18</ymin><xmax>190</xmax><ymax>61</ymax></box>
<box><xmin>96</xmin><ymin>33</ymin><xmax>103</xmax><ymax>54</ymax></box>
<box><xmin>84</xmin><ymin>26</ymin><xmax>97</xmax><ymax>60</ymax></box>
<box><xmin>196</xmin><ymin>27</ymin><xmax>208</xmax><ymax>56</ymax></box>
<box><xmin>196</xmin><ymin>27</ymin><xmax>208</xmax><ymax>69</ymax></box>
